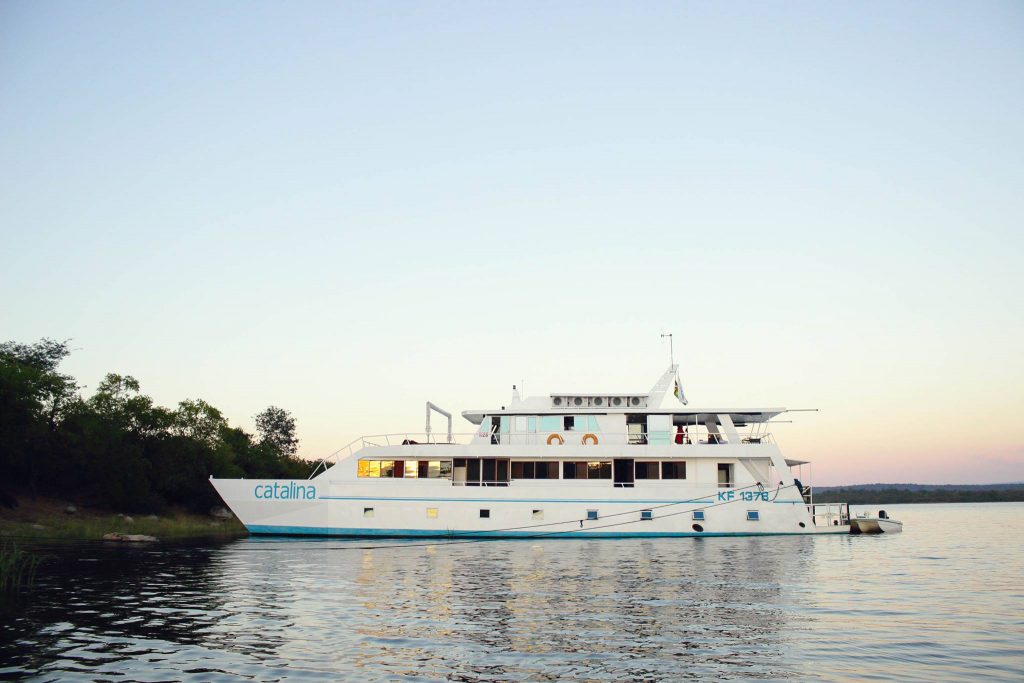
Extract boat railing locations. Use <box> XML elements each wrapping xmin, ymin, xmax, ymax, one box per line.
<box><xmin>808</xmin><ymin>502</ymin><xmax>851</xmax><ymax>528</ymax></box>
<box><xmin>308</xmin><ymin>429</ymin><xmax>776</xmax><ymax>478</ymax></box>
<box><xmin>308</xmin><ymin>433</ymin><xmax>476</xmax><ymax>478</ymax></box>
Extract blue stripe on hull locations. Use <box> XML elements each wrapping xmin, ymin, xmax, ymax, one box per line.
<box><xmin>317</xmin><ymin>496</ymin><xmax>715</xmax><ymax>504</ymax></box>
<box><xmin>245</xmin><ymin>524</ymin><xmax>847</xmax><ymax>538</ymax></box>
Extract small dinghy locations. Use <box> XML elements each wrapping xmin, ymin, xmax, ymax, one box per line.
<box><xmin>850</xmin><ymin>509</ymin><xmax>903</xmax><ymax>534</ymax></box>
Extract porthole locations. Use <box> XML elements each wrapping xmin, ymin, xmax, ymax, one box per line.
<box><xmin>574</xmin><ymin>397</ymin><xmax>583</xmax><ymax>406</ymax></box>
<box><xmin>553</xmin><ymin>397</ymin><xmax>562</xmax><ymax>406</ymax></box>
<box><xmin>692</xmin><ymin>524</ymin><xmax>704</xmax><ymax>533</ymax></box>
<box><xmin>799</xmin><ymin>522</ymin><xmax>806</xmax><ymax>528</ymax></box>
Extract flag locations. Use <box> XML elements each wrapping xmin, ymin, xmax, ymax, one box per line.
<box><xmin>674</xmin><ymin>372</ymin><xmax>688</xmax><ymax>405</ymax></box>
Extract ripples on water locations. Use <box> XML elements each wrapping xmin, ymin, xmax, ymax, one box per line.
<box><xmin>2</xmin><ymin>503</ymin><xmax>1023</xmax><ymax>681</ymax></box>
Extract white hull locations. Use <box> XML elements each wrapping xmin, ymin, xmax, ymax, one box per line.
<box><xmin>850</xmin><ymin>518</ymin><xmax>903</xmax><ymax>534</ymax></box>
<box><xmin>211</xmin><ymin>476</ymin><xmax>850</xmax><ymax>538</ymax></box>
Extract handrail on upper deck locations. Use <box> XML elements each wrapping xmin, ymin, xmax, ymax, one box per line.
<box><xmin>307</xmin><ymin>427</ymin><xmax>776</xmax><ymax>479</ymax></box>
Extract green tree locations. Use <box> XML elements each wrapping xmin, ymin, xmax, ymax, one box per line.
<box><xmin>0</xmin><ymin>339</ymin><xmax>80</xmax><ymax>496</ymax></box>
<box><xmin>254</xmin><ymin>406</ymin><xmax>299</xmax><ymax>457</ymax></box>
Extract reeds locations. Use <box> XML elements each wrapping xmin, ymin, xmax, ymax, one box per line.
<box><xmin>0</xmin><ymin>543</ymin><xmax>42</xmax><ymax>593</ymax></box>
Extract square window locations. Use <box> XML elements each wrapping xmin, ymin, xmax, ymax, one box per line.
<box><xmin>692</xmin><ymin>510</ymin><xmax>705</xmax><ymax>521</ymax></box>
<box><xmin>587</xmin><ymin>510</ymin><xmax>599</xmax><ymax>521</ymax></box>
<box><xmin>363</xmin><ymin>507</ymin><xmax>374</xmax><ymax>518</ymax></box>
<box><xmin>746</xmin><ymin>510</ymin><xmax>760</xmax><ymax>521</ymax></box>
<box><xmin>480</xmin><ymin>509</ymin><xmax>490</xmax><ymax>519</ymax></box>
<box><xmin>641</xmin><ymin>510</ymin><xmax>653</xmax><ymax>521</ymax></box>
<box><xmin>532</xmin><ymin>509</ymin><xmax>543</xmax><ymax>520</ymax></box>
<box><xmin>426</xmin><ymin>507</ymin><xmax>438</xmax><ymax>519</ymax></box>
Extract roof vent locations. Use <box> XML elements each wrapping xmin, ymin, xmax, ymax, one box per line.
<box><xmin>612</xmin><ymin>397</ymin><xmax>622</xmax><ymax>407</ymax></box>
<box><xmin>593</xmin><ymin>397</ymin><xmax>604</xmax><ymax>407</ymax></box>
<box><xmin>630</xmin><ymin>397</ymin><xmax>641</xmax><ymax>406</ymax></box>
<box><xmin>553</xmin><ymin>397</ymin><xmax>562</xmax><ymax>406</ymax></box>
<box><xmin>573</xmin><ymin>397</ymin><xmax>584</xmax><ymax>407</ymax></box>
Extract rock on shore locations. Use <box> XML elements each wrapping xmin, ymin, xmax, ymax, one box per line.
<box><xmin>102</xmin><ymin>533</ymin><xmax>158</xmax><ymax>543</ymax></box>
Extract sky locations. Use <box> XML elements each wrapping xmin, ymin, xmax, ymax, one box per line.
<box><xmin>1</xmin><ymin>1</ymin><xmax>1022</xmax><ymax>485</ymax></box>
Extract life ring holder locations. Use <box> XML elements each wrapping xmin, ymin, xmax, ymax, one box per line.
<box><xmin>546</xmin><ymin>433</ymin><xmax>565</xmax><ymax>446</ymax></box>
<box><xmin>581</xmin><ymin>433</ymin><xmax>599</xmax><ymax>446</ymax></box>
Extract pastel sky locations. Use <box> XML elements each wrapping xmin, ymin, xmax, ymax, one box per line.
<box><xmin>2</xmin><ymin>2</ymin><xmax>1022</xmax><ymax>485</ymax></box>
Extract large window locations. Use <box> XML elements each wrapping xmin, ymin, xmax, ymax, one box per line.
<box><xmin>662</xmin><ymin>462</ymin><xmax>686</xmax><ymax>479</ymax></box>
<box><xmin>635</xmin><ymin>462</ymin><xmax>660</xmax><ymax>480</ymax></box>
<box><xmin>539</xmin><ymin>415</ymin><xmax>561</xmax><ymax>432</ymax></box>
<box><xmin>511</xmin><ymin>461</ymin><xmax>560</xmax><ymax>479</ymax></box>
<box><xmin>563</xmin><ymin>461</ymin><xmax>612</xmax><ymax>480</ymax></box>
<box><xmin>358</xmin><ymin>459</ymin><xmax>452</xmax><ymax>479</ymax></box>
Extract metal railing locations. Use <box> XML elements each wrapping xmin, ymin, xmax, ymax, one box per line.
<box><xmin>308</xmin><ymin>428</ymin><xmax>776</xmax><ymax>478</ymax></box>
<box><xmin>808</xmin><ymin>502</ymin><xmax>850</xmax><ymax>528</ymax></box>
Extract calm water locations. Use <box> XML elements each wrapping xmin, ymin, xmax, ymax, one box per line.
<box><xmin>2</xmin><ymin>503</ymin><xmax>1023</xmax><ymax>681</ymax></box>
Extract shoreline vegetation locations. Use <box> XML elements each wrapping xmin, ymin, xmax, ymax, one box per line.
<box><xmin>1</xmin><ymin>338</ymin><xmax>312</xmax><ymax>528</ymax></box>
<box><xmin>0</xmin><ymin>496</ymin><xmax>246</xmax><ymax>542</ymax></box>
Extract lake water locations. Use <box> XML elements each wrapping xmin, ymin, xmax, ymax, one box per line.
<box><xmin>2</xmin><ymin>502</ymin><xmax>1023</xmax><ymax>681</ymax></box>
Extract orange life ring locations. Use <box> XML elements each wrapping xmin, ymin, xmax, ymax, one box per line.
<box><xmin>546</xmin><ymin>433</ymin><xmax>565</xmax><ymax>445</ymax></box>
<box><xmin>581</xmin><ymin>433</ymin><xmax>599</xmax><ymax>445</ymax></box>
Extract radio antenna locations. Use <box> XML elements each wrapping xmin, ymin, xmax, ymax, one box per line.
<box><xmin>660</xmin><ymin>332</ymin><xmax>674</xmax><ymax>366</ymax></box>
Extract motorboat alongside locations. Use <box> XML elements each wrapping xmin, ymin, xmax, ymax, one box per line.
<box><xmin>211</xmin><ymin>365</ymin><xmax>852</xmax><ymax>538</ymax></box>
<box><xmin>850</xmin><ymin>510</ymin><xmax>903</xmax><ymax>534</ymax></box>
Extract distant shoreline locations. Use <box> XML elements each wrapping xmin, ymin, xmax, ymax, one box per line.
<box><xmin>814</xmin><ymin>485</ymin><xmax>1024</xmax><ymax>505</ymax></box>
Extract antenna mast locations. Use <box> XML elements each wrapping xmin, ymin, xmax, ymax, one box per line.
<box><xmin>660</xmin><ymin>332</ymin><xmax>674</xmax><ymax>366</ymax></box>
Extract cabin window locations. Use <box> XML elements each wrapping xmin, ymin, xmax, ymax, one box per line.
<box><xmin>480</xmin><ymin>509</ymin><xmax>490</xmax><ymax>518</ymax></box>
<box><xmin>587</xmin><ymin>510</ymin><xmax>599</xmax><ymax>520</ymax></box>
<box><xmin>500</xmin><ymin>416</ymin><xmax>510</xmax><ymax>434</ymax></box>
<box><xmin>563</xmin><ymin>461</ymin><xmax>611</xmax><ymax>479</ymax></box>
<box><xmin>564</xmin><ymin>416</ymin><xmax>574</xmax><ymax>430</ymax></box>
<box><xmin>747</xmin><ymin>510</ymin><xmax>760</xmax><ymax>521</ymax></box>
<box><xmin>662</xmin><ymin>462</ymin><xmax>686</xmax><ymax>479</ymax></box>
<box><xmin>718</xmin><ymin>463</ymin><xmax>734</xmax><ymax>488</ymax></box>
<box><xmin>536</xmin><ymin>461</ymin><xmax>558</xmax><ymax>479</ymax></box>
<box><xmin>571</xmin><ymin>415</ymin><xmax>599</xmax><ymax>432</ymax></box>
<box><xmin>426</xmin><ymin>507</ymin><xmax>438</xmax><ymax>519</ymax></box>
<box><xmin>641</xmin><ymin>510</ymin><xmax>653</xmax><ymax>521</ymax></box>
<box><xmin>532</xmin><ymin>509</ymin><xmax>544</xmax><ymax>519</ymax></box>
<box><xmin>359</xmin><ymin>459</ymin><xmax>452</xmax><ymax>478</ymax></box>
<box><xmin>540</xmin><ymin>416</ymin><xmax>561</xmax><ymax>432</ymax></box>
<box><xmin>635</xmin><ymin>462</ymin><xmax>660</xmax><ymax>480</ymax></box>
<box><xmin>692</xmin><ymin>510</ymin><xmax>705</xmax><ymax>521</ymax></box>
<box><xmin>363</xmin><ymin>507</ymin><xmax>374</xmax><ymax>518</ymax></box>
<box><xmin>511</xmin><ymin>461</ymin><xmax>532</xmax><ymax>479</ymax></box>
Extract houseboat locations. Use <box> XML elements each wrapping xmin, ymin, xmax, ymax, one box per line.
<box><xmin>210</xmin><ymin>366</ymin><xmax>851</xmax><ymax>537</ymax></box>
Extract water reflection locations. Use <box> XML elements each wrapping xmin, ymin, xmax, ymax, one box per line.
<box><xmin>3</xmin><ymin>504</ymin><xmax>1024</xmax><ymax>681</ymax></box>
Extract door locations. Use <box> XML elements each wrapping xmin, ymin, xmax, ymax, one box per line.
<box><xmin>614</xmin><ymin>459</ymin><xmax>635</xmax><ymax>488</ymax></box>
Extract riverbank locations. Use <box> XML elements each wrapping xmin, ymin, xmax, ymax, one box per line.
<box><xmin>0</xmin><ymin>497</ymin><xmax>247</xmax><ymax>541</ymax></box>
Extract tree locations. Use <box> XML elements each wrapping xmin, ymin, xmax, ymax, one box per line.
<box><xmin>254</xmin><ymin>406</ymin><xmax>299</xmax><ymax>457</ymax></box>
<box><xmin>0</xmin><ymin>339</ymin><xmax>80</xmax><ymax>496</ymax></box>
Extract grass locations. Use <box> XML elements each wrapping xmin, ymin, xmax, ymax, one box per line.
<box><xmin>0</xmin><ymin>543</ymin><xmax>42</xmax><ymax>593</ymax></box>
<box><xmin>0</xmin><ymin>497</ymin><xmax>247</xmax><ymax>541</ymax></box>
